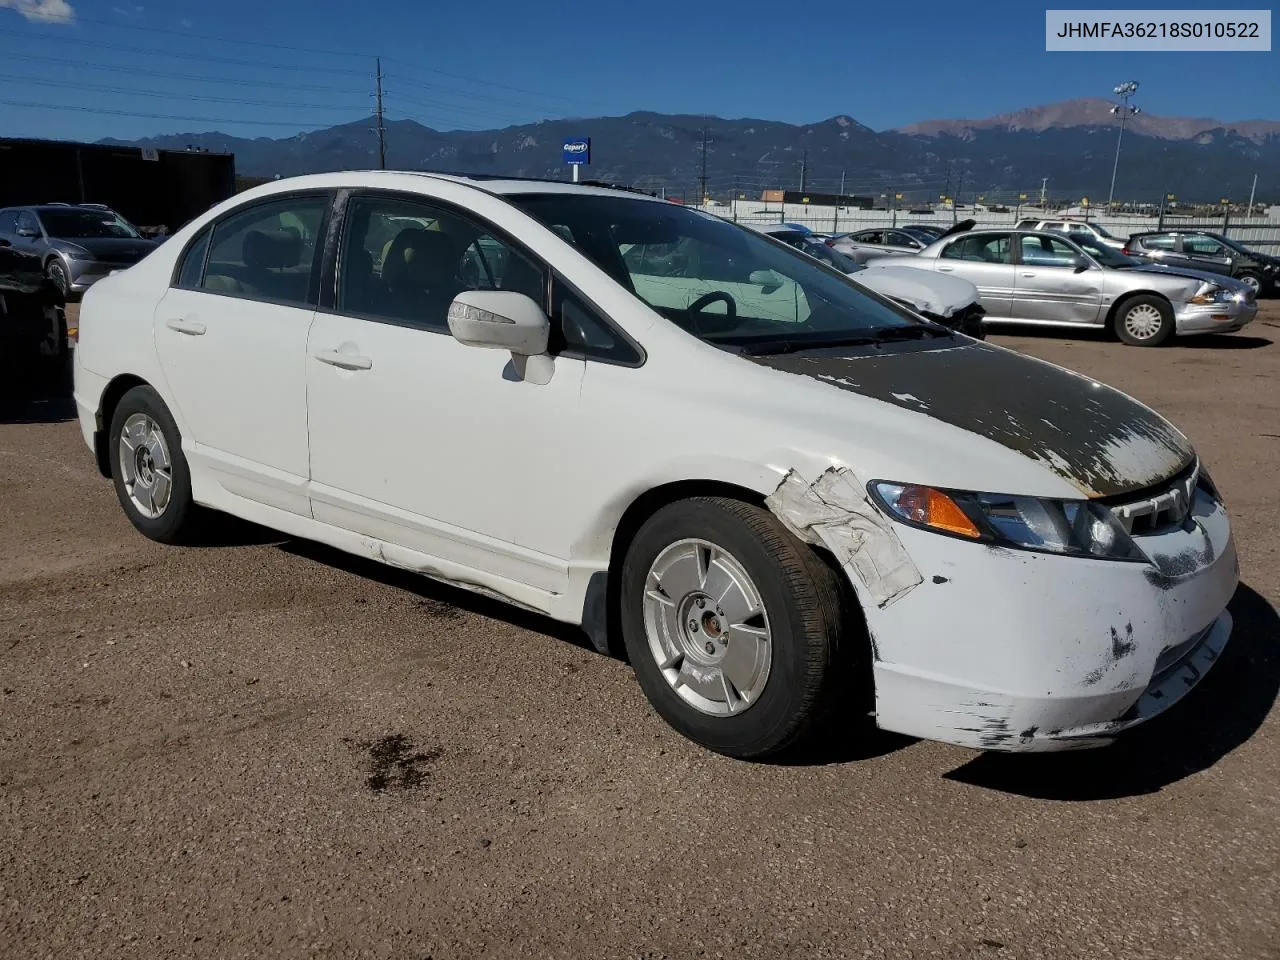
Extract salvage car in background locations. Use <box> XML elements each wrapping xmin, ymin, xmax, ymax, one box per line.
<box><xmin>75</xmin><ymin>172</ymin><xmax>1237</xmax><ymax>759</ymax></box>
<box><xmin>830</xmin><ymin>228</ymin><xmax>928</xmax><ymax>263</ymax></box>
<box><xmin>892</xmin><ymin>226</ymin><xmax>1256</xmax><ymax>345</ymax></box>
<box><xmin>752</xmin><ymin>222</ymin><xmax>986</xmax><ymax>337</ymax></box>
<box><xmin>1124</xmin><ymin>230</ymin><xmax>1278</xmax><ymax>296</ymax></box>
<box><xmin>0</xmin><ymin>204</ymin><xmax>157</xmax><ymax>299</ymax></box>
<box><xmin>0</xmin><ymin>230</ymin><xmax>67</xmax><ymax>384</ymax></box>
<box><xmin>1015</xmin><ymin>218</ymin><xmax>1127</xmax><ymax>250</ymax></box>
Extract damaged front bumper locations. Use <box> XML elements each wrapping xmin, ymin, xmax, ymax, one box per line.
<box><xmin>769</xmin><ymin>467</ymin><xmax>1239</xmax><ymax>753</ymax></box>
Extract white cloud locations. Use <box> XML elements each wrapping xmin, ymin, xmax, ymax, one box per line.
<box><xmin>0</xmin><ymin>0</ymin><xmax>76</xmax><ymax>23</ymax></box>
<box><xmin>180</xmin><ymin>17</ymin><xmax>192</xmax><ymax>27</ymax></box>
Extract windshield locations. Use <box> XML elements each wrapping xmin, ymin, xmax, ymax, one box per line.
<box><xmin>39</xmin><ymin>209</ymin><xmax>140</xmax><ymax>240</ymax></box>
<box><xmin>508</xmin><ymin>193</ymin><xmax>931</xmax><ymax>351</ymax></box>
<box><xmin>1071</xmin><ymin>235</ymin><xmax>1138</xmax><ymax>267</ymax></box>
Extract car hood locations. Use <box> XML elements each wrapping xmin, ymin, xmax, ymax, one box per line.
<box><xmin>51</xmin><ymin>237</ymin><xmax>157</xmax><ymax>261</ymax></box>
<box><xmin>1129</xmin><ymin>262</ymin><xmax>1243</xmax><ymax>289</ymax></box>
<box><xmin>852</xmin><ymin>264</ymin><xmax>979</xmax><ymax>318</ymax></box>
<box><xmin>747</xmin><ymin>340</ymin><xmax>1193</xmax><ymax>498</ymax></box>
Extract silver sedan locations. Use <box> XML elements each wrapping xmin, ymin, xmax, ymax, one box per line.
<box><xmin>883</xmin><ymin>228</ymin><xmax>1258</xmax><ymax>346</ymax></box>
<box><xmin>830</xmin><ymin>228</ymin><xmax>927</xmax><ymax>264</ymax></box>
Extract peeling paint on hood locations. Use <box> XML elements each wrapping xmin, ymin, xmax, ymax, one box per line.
<box><xmin>751</xmin><ymin>341</ymin><xmax>1194</xmax><ymax>498</ymax></box>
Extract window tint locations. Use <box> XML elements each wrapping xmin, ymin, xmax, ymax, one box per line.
<box><xmin>16</xmin><ymin>211</ymin><xmax>39</xmax><ymax>235</ymax></box>
<box><xmin>174</xmin><ymin>227</ymin><xmax>212</xmax><ymax>289</ymax></box>
<box><xmin>202</xmin><ymin>195</ymin><xmax>325</xmax><ymax>306</ymax></box>
<box><xmin>0</xmin><ymin>211</ymin><xmax>17</xmax><ymax>234</ymax></box>
<box><xmin>1019</xmin><ymin>234</ymin><xmax>1079</xmax><ymax>267</ymax></box>
<box><xmin>550</xmin><ymin>279</ymin><xmax>640</xmax><ymax>363</ymax></box>
<box><xmin>337</xmin><ymin>195</ymin><xmax>545</xmax><ymax>331</ymax></box>
<box><xmin>1142</xmin><ymin>234</ymin><xmax>1176</xmax><ymax>251</ymax></box>
<box><xmin>1183</xmin><ymin>235</ymin><xmax>1225</xmax><ymax>256</ymax></box>
<box><xmin>855</xmin><ymin>231</ymin><xmax>884</xmax><ymax>244</ymax></box>
<box><xmin>941</xmin><ymin>234</ymin><xmax>1013</xmax><ymax>263</ymax></box>
<box><xmin>886</xmin><ymin>231</ymin><xmax>919</xmax><ymax>248</ymax></box>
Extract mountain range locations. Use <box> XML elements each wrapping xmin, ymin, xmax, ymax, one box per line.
<box><xmin>101</xmin><ymin>98</ymin><xmax>1279</xmax><ymax>203</ymax></box>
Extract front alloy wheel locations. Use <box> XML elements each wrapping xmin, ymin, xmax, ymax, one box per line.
<box><xmin>642</xmin><ymin>538</ymin><xmax>772</xmax><ymax>716</ymax></box>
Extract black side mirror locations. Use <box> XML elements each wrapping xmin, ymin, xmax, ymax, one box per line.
<box><xmin>1073</xmin><ymin>256</ymin><xmax>1091</xmax><ymax>273</ymax></box>
<box><xmin>0</xmin><ymin>238</ymin><xmax>10</xmax><ymax>248</ymax></box>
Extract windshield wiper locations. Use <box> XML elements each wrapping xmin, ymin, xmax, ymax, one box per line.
<box><xmin>865</xmin><ymin>325</ymin><xmax>953</xmax><ymax>341</ymax></box>
<box><xmin>735</xmin><ymin>335</ymin><xmax>880</xmax><ymax>356</ymax></box>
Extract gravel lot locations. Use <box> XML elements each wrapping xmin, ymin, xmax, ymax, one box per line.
<box><xmin>3</xmin><ymin>304</ymin><xmax>1279</xmax><ymax>960</ymax></box>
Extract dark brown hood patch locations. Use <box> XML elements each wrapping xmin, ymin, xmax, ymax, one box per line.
<box><xmin>752</xmin><ymin>342</ymin><xmax>1193</xmax><ymax>497</ymax></box>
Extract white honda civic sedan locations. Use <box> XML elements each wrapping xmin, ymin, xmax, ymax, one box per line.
<box><xmin>73</xmin><ymin>171</ymin><xmax>1238</xmax><ymax>758</ymax></box>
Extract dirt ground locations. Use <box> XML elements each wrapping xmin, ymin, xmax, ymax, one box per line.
<box><xmin>3</xmin><ymin>303</ymin><xmax>1279</xmax><ymax>960</ymax></box>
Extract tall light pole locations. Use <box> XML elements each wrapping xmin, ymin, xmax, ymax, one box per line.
<box><xmin>1107</xmin><ymin>80</ymin><xmax>1140</xmax><ymax>212</ymax></box>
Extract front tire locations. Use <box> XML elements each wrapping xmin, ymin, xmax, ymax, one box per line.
<box><xmin>46</xmin><ymin>260</ymin><xmax>70</xmax><ymax>299</ymax></box>
<box><xmin>107</xmin><ymin>385</ymin><xmax>202</xmax><ymax>544</ymax></box>
<box><xmin>620</xmin><ymin>497</ymin><xmax>846</xmax><ymax>759</ymax></box>
<box><xmin>1114</xmin><ymin>294</ymin><xmax>1175</xmax><ymax>347</ymax></box>
<box><xmin>1237</xmin><ymin>273</ymin><xmax>1262</xmax><ymax>297</ymax></box>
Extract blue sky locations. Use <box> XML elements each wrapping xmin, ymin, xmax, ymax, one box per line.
<box><xmin>0</xmin><ymin>0</ymin><xmax>1275</xmax><ymax>141</ymax></box>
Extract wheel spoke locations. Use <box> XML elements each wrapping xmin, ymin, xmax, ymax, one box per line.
<box><xmin>137</xmin><ymin>481</ymin><xmax>155</xmax><ymax>516</ymax></box>
<box><xmin>147</xmin><ymin>435</ymin><xmax>171</xmax><ymax>470</ymax></box>
<box><xmin>656</xmin><ymin>548</ymin><xmax>704</xmax><ymax>604</ymax></box>
<box><xmin>722</xmin><ymin>623</ymin><xmax>769</xmax><ymax>698</ymax></box>
<box><xmin>151</xmin><ymin>471</ymin><xmax>172</xmax><ymax>512</ymax></box>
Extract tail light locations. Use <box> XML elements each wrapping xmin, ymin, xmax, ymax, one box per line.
<box><xmin>1121</xmin><ymin>246</ymin><xmax>1132</xmax><ymax>255</ymax></box>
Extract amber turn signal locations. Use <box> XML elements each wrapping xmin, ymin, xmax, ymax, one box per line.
<box><xmin>894</xmin><ymin>485</ymin><xmax>982</xmax><ymax>539</ymax></box>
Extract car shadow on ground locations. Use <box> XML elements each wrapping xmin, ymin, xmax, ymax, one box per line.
<box><xmin>0</xmin><ymin>368</ymin><xmax>75</xmax><ymax>425</ymax></box>
<box><xmin>991</xmin><ymin>325</ymin><xmax>1273</xmax><ymax>350</ymax></box>
<box><xmin>276</xmin><ymin>539</ymin><xmax>598</xmax><ymax>653</ymax></box>
<box><xmin>943</xmin><ymin>583</ymin><xmax>1279</xmax><ymax>800</ymax></box>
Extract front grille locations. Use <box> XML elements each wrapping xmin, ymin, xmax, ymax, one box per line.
<box><xmin>1109</xmin><ymin>460</ymin><xmax>1199</xmax><ymax>535</ymax></box>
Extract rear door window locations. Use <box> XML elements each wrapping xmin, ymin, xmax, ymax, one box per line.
<box><xmin>941</xmin><ymin>234</ymin><xmax>1013</xmax><ymax>263</ymax></box>
<box><xmin>203</xmin><ymin>195</ymin><xmax>327</xmax><ymax>306</ymax></box>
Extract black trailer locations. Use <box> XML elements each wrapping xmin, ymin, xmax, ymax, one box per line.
<box><xmin>0</xmin><ymin>138</ymin><xmax>235</xmax><ymax>233</ymax></box>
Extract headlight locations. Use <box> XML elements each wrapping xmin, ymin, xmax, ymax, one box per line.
<box><xmin>1189</xmin><ymin>284</ymin><xmax>1242</xmax><ymax>305</ymax></box>
<box><xmin>869</xmin><ymin>481</ymin><xmax>1147</xmax><ymax>562</ymax></box>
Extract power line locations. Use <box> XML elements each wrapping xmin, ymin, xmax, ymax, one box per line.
<box><xmin>0</xmin><ymin>25</ymin><xmax>370</xmax><ymax>75</ymax></box>
<box><xmin>0</xmin><ymin>51</ymin><xmax>361</xmax><ymax>94</ymax></box>
<box><xmin>58</xmin><ymin>13</ymin><xmax>376</xmax><ymax>59</ymax></box>
<box><xmin>0</xmin><ymin>97</ymin><xmax>344</xmax><ymax>128</ymax></box>
<box><xmin>375</xmin><ymin>58</ymin><xmax>386</xmax><ymax>170</ymax></box>
<box><xmin>0</xmin><ymin>72</ymin><xmax>365</xmax><ymax>111</ymax></box>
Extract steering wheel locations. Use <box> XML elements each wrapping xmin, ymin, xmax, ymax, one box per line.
<box><xmin>686</xmin><ymin>291</ymin><xmax>736</xmax><ymax>334</ymax></box>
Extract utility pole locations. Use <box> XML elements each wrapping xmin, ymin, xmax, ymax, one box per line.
<box><xmin>374</xmin><ymin>58</ymin><xmax>387</xmax><ymax>170</ymax></box>
<box><xmin>839</xmin><ymin>169</ymin><xmax>846</xmax><ymax>196</ymax></box>
<box><xmin>954</xmin><ymin>170</ymin><xmax>964</xmax><ymax>224</ymax></box>
<box><xmin>1247</xmin><ymin>172</ymin><xmax>1258</xmax><ymax>218</ymax></box>
<box><xmin>1040</xmin><ymin>177</ymin><xmax>1048</xmax><ymax>208</ymax></box>
<box><xmin>1107</xmin><ymin>80</ymin><xmax>1140</xmax><ymax>211</ymax></box>
<box><xmin>698</xmin><ymin>126</ymin><xmax>709</xmax><ymax>205</ymax></box>
<box><xmin>799</xmin><ymin>149</ymin><xmax>808</xmax><ymax>192</ymax></box>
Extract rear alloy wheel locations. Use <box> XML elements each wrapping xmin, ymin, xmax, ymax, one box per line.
<box><xmin>108</xmin><ymin>385</ymin><xmax>203</xmax><ymax>543</ymax></box>
<box><xmin>1114</xmin><ymin>295</ymin><xmax>1175</xmax><ymax>347</ymax></box>
<box><xmin>620</xmin><ymin>497</ymin><xmax>847</xmax><ymax>759</ymax></box>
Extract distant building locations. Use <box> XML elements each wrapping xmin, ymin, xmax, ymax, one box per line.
<box><xmin>0</xmin><ymin>137</ymin><xmax>236</xmax><ymax>231</ymax></box>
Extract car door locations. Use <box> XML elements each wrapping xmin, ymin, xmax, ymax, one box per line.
<box><xmin>932</xmin><ymin>232</ymin><xmax>1015</xmax><ymax>317</ymax></box>
<box><xmin>11</xmin><ymin>210</ymin><xmax>44</xmax><ymax>261</ymax></box>
<box><xmin>0</xmin><ymin>210</ymin><xmax>46</xmax><ymax>291</ymax></box>
<box><xmin>1011</xmin><ymin>234</ymin><xmax>1102</xmax><ymax>324</ymax></box>
<box><xmin>150</xmin><ymin>191</ymin><xmax>329</xmax><ymax>517</ymax></box>
<box><xmin>1177</xmin><ymin>234</ymin><xmax>1233</xmax><ymax>276</ymax></box>
<box><xmin>304</xmin><ymin>190</ymin><xmax>588</xmax><ymax>592</ymax></box>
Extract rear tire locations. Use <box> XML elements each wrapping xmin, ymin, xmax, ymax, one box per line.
<box><xmin>107</xmin><ymin>385</ymin><xmax>203</xmax><ymax>544</ymax></box>
<box><xmin>620</xmin><ymin>496</ymin><xmax>847</xmax><ymax>759</ymax></box>
<box><xmin>1114</xmin><ymin>294</ymin><xmax>1175</xmax><ymax>347</ymax></box>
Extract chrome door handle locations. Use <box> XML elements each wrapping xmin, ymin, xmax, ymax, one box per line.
<box><xmin>1021</xmin><ymin>272</ymin><xmax>1037</xmax><ymax>277</ymax></box>
<box><xmin>315</xmin><ymin>349</ymin><xmax>372</xmax><ymax>371</ymax></box>
<box><xmin>165</xmin><ymin>317</ymin><xmax>206</xmax><ymax>336</ymax></box>
<box><xmin>937</xmin><ymin>266</ymin><xmax>955</xmax><ymax>272</ymax></box>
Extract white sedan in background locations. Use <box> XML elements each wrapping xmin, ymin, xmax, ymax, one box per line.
<box><xmin>74</xmin><ymin>171</ymin><xmax>1236</xmax><ymax>758</ymax></box>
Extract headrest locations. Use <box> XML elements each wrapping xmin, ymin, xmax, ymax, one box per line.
<box><xmin>383</xmin><ymin>228</ymin><xmax>461</xmax><ymax>285</ymax></box>
<box><xmin>243</xmin><ymin>229</ymin><xmax>302</xmax><ymax>269</ymax></box>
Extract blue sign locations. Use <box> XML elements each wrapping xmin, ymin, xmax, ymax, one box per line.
<box><xmin>562</xmin><ymin>137</ymin><xmax>591</xmax><ymax>165</ymax></box>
